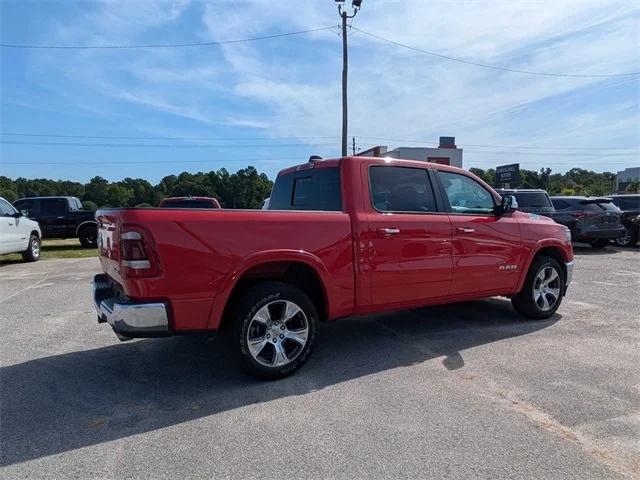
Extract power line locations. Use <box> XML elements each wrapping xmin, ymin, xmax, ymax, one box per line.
<box><xmin>0</xmin><ymin>26</ymin><xmax>337</xmax><ymax>49</ymax></box>
<box><xmin>2</xmin><ymin>157</ymin><xmax>303</xmax><ymax>166</ymax></box>
<box><xmin>0</xmin><ymin>140</ymin><xmax>335</xmax><ymax>149</ymax></box>
<box><xmin>351</xmin><ymin>27</ymin><xmax>640</xmax><ymax>78</ymax></box>
<box><xmin>0</xmin><ymin>132</ymin><xmax>337</xmax><ymax>141</ymax></box>
<box><xmin>356</xmin><ymin>136</ymin><xmax>640</xmax><ymax>151</ymax></box>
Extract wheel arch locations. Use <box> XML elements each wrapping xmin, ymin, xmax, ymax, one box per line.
<box><xmin>516</xmin><ymin>242</ymin><xmax>570</xmax><ymax>293</ymax></box>
<box><xmin>75</xmin><ymin>220</ymin><xmax>97</xmax><ymax>236</ymax></box>
<box><xmin>212</xmin><ymin>251</ymin><xmax>331</xmax><ymax>331</ymax></box>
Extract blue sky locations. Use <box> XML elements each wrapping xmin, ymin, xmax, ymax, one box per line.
<box><xmin>1</xmin><ymin>0</ymin><xmax>639</xmax><ymax>183</ymax></box>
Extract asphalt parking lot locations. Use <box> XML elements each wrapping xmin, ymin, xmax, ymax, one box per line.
<box><xmin>1</xmin><ymin>247</ymin><xmax>638</xmax><ymax>479</ymax></box>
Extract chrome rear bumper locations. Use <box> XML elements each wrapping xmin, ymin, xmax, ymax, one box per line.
<box><xmin>93</xmin><ymin>274</ymin><xmax>170</xmax><ymax>340</ymax></box>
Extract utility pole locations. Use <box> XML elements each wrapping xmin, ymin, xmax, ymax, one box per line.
<box><xmin>352</xmin><ymin>136</ymin><xmax>356</xmax><ymax>155</ymax></box>
<box><xmin>336</xmin><ymin>0</ymin><xmax>363</xmax><ymax>157</ymax></box>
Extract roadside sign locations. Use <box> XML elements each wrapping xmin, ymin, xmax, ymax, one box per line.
<box><xmin>496</xmin><ymin>163</ymin><xmax>520</xmax><ymax>186</ymax></box>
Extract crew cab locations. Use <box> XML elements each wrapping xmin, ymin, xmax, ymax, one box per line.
<box><xmin>93</xmin><ymin>157</ymin><xmax>574</xmax><ymax>378</ymax></box>
<box><xmin>13</xmin><ymin>196</ymin><xmax>97</xmax><ymax>248</ymax></box>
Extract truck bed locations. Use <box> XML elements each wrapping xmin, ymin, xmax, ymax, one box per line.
<box><xmin>96</xmin><ymin>208</ymin><xmax>355</xmax><ymax>330</ymax></box>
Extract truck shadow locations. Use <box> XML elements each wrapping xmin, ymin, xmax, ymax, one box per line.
<box><xmin>1</xmin><ymin>298</ymin><xmax>558</xmax><ymax>466</ymax></box>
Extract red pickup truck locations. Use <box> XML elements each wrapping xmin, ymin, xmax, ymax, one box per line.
<box><xmin>93</xmin><ymin>156</ymin><xmax>574</xmax><ymax>378</ymax></box>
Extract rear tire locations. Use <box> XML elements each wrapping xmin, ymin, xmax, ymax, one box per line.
<box><xmin>590</xmin><ymin>239</ymin><xmax>609</xmax><ymax>249</ymax></box>
<box><xmin>22</xmin><ymin>234</ymin><xmax>41</xmax><ymax>262</ymax></box>
<box><xmin>78</xmin><ymin>226</ymin><xmax>97</xmax><ymax>248</ymax></box>
<box><xmin>231</xmin><ymin>282</ymin><xmax>318</xmax><ymax>380</ymax></box>
<box><xmin>512</xmin><ymin>255</ymin><xmax>564</xmax><ymax>319</ymax></box>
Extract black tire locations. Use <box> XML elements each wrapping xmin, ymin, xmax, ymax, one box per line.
<box><xmin>511</xmin><ymin>255</ymin><xmax>565</xmax><ymax>319</ymax></box>
<box><xmin>21</xmin><ymin>234</ymin><xmax>41</xmax><ymax>262</ymax></box>
<box><xmin>231</xmin><ymin>282</ymin><xmax>318</xmax><ymax>380</ymax></box>
<box><xmin>78</xmin><ymin>226</ymin><xmax>97</xmax><ymax>248</ymax></box>
<box><xmin>589</xmin><ymin>239</ymin><xmax>610</xmax><ymax>249</ymax></box>
<box><xmin>614</xmin><ymin>225</ymin><xmax>638</xmax><ymax>248</ymax></box>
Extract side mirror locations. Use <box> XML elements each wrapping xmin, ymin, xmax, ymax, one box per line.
<box><xmin>20</xmin><ymin>209</ymin><xmax>30</xmax><ymax>217</ymax></box>
<box><xmin>496</xmin><ymin>195</ymin><xmax>518</xmax><ymax>215</ymax></box>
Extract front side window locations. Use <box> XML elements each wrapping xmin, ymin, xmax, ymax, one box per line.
<box><xmin>551</xmin><ymin>199</ymin><xmax>571</xmax><ymax>210</ymax></box>
<box><xmin>438</xmin><ymin>171</ymin><xmax>495</xmax><ymax>214</ymax></box>
<box><xmin>369</xmin><ymin>166</ymin><xmax>437</xmax><ymax>213</ymax></box>
<box><xmin>0</xmin><ymin>199</ymin><xmax>17</xmax><ymax>216</ymax></box>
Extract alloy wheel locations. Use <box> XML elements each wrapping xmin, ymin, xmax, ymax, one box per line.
<box><xmin>532</xmin><ymin>266</ymin><xmax>561</xmax><ymax>311</ymax></box>
<box><xmin>246</xmin><ymin>300</ymin><xmax>309</xmax><ymax>367</ymax></box>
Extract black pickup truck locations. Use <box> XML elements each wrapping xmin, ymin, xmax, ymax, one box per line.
<box><xmin>13</xmin><ymin>196</ymin><xmax>97</xmax><ymax>248</ymax></box>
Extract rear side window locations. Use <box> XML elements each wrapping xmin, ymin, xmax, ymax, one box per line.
<box><xmin>369</xmin><ymin>166</ymin><xmax>437</xmax><ymax>213</ymax></box>
<box><xmin>40</xmin><ymin>199</ymin><xmax>67</xmax><ymax>215</ymax></box>
<box><xmin>511</xmin><ymin>192</ymin><xmax>552</xmax><ymax>208</ymax></box>
<box><xmin>269</xmin><ymin>167</ymin><xmax>342</xmax><ymax>211</ymax></box>
<box><xmin>581</xmin><ymin>201</ymin><xmax>620</xmax><ymax>212</ymax></box>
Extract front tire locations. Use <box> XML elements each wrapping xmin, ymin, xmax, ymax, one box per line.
<box><xmin>614</xmin><ymin>225</ymin><xmax>638</xmax><ymax>248</ymax></box>
<box><xmin>78</xmin><ymin>226</ymin><xmax>97</xmax><ymax>248</ymax></box>
<box><xmin>512</xmin><ymin>256</ymin><xmax>564</xmax><ymax>319</ymax></box>
<box><xmin>22</xmin><ymin>234</ymin><xmax>41</xmax><ymax>262</ymax></box>
<box><xmin>231</xmin><ymin>282</ymin><xmax>318</xmax><ymax>379</ymax></box>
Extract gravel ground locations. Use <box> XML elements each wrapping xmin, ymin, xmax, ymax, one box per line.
<box><xmin>1</xmin><ymin>247</ymin><xmax>638</xmax><ymax>479</ymax></box>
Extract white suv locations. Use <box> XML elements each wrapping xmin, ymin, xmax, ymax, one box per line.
<box><xmin>0</xmin><ymin>197</ymin><xmax>42</xmax><ymax>262</ymax></box>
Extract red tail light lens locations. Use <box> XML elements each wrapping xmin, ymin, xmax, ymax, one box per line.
<box><xmin>120</xmin><ymin>226</ymin><xmax>160</xmax><ymax>277</ymax></box>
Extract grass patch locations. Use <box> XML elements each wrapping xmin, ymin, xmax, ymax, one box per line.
<box><xmin>0</xmin><ymin>238</ymin><xmax>98</xmax><ymax>266</ymax></box>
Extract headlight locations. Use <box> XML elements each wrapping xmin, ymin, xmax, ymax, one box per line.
<box><xmin>564</xmin><ymin>227</ymin><xmax>572</xmax><ymax>243</ymax></box>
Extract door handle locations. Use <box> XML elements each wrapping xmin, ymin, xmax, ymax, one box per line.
<box><xmin>377</xmin><ymin>227</ymin><xmax>400</xmax><ymax>236</ymax></box>
<box><xmin>8</xmin><ymin>222</ymin><xmax>14</xmax><ymax>226</ymax></box>
<box><xmin>456</xmin><ymin>227</ymin><xmax>475</xmax><ymax>234</ymax></box>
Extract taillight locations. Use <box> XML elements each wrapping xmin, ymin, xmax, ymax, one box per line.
<box><xmin>120</xmin><ymin>226</ymin><xmax>161</xmax><ymax>277</ymax></box>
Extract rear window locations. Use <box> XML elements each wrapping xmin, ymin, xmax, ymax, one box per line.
<box><xmin>269</xmin><ymin>167</ymin><xmax>342</xmax><ymax>211</ymax></box>
<box><xmin>581</xmin><ymin>200</ymin><xmax>620</xmax><ymax>212</ymax></box>
<box><xmin>160</xmin><ymin>200</ymin><xmax>218</xmax><ymax>208</ymax></box>
<box><xmin>510</xmin><ymin>192</ymin><xmax>552</xmax><ymax>208</ymax></box>
<box><xmin>612</xmin><ymin>196</ymin><xmax>640</xmax><ymax>210</ymax></box>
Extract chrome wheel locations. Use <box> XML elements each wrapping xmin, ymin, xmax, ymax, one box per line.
<box><xmin>31</xmin><ymin>238</ymin><xmax>40</xmax><ymax>258</ymax></box>
<box><xmin>615</xmin><ymin>226</ymin><xmax>631</xmax><ymax>246</ymax></box>
<box><xmin>246</xmin><ymin>300</ymin><xmax>309</xmax><ymax>368</ymax></box>
<box><xmin>533</xmin><ymin>266</ymin><xmax>561</xmax><ymax>311</ymax></box>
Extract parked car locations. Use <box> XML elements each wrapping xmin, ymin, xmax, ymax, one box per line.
<box><xmin>13</xmin><ymin>196</ymin><xmax>97</xmax><ymax>248</ymax></box>
<box><xmin>158</xmin><ymin>196</ymin><xmax>221</xmax><ymax>209</ymax></box>
<box><xmin>495</xmin><ymin>188</ymin><xmax>555</xmax><ymax>215</ymax></box>
<box><xmin>93</xmin><ymin>156</ymin><xmax>573</xmax><ymax>379</ymax></box>
<box><xmin>550</xmin><ymin>196</ymin><xmax>624</xmax><ymax>248</ymax></box>
<box><xmin>609</xmin><ymin>194</ymin><xmax>640</xmax><ymax>247</ymax></box>
<box><xmin>0</xmin><ymin>197</ymin><xmax>42</xmax><ymax>262</ymax></box>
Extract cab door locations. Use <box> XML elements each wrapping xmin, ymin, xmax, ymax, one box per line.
<box><xmin>0</xmin><ymin>198</ymin><xmax>21</xmax><ymax>253</ymax></box>
<box><xmin>364</xmin><ymin>164</ymin><xmax>453</xmax><ymax>308</ymax></box>
<box><xmin>435</xmin><ymin>169</ymin><xmax>523</xmax><ymax>296</ymax></box>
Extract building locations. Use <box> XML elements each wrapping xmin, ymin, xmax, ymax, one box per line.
<box><xmin>616</xmin><ymin>167</ymin><xmax>640</xmax><ymax>193</ymax></box>
<box><xmin>357</xmin><ymin>136</ymin><xmax>463</xmax><ymax>168</ymax></box>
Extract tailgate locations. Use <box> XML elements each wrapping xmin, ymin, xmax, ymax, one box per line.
<box><xmin>96</xmin><ymin>211</ymin><xmax>123</xmax><ymax>282</ymax></box>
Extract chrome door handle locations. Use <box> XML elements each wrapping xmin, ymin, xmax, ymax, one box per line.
<box><xmin>8</xmin><ymin>222</ymin><xmax>14</xmax><ymax>226</ymax></box>
<box><xmin>456</xmin><ymin>227</ymin><xmax>475</xmax><ymax>234</ymax></box>
<box><xmin>377</xmin><ymin>227</ymin><xmax>400</xmax><ymax>236</ymax></box>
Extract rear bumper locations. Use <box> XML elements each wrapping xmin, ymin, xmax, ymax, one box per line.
<box><xmin>93</xmin><ymin>273</ymin><xmax>170</xmax><ymax>340</ymax></box>
<box><xmin>574</xmin><ymin>226</ymin><xmax>625</xmax><ymax>240</ymax></box>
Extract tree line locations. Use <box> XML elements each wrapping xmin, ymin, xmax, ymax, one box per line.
<box><xmin>469</xmin><ymin>167</ymin><xmax>638</xmax><ymax>196</ymax></box>
<box><xmin>1</xmin><ymin>166</ymin><xmax>636</xmax><ymax>210</ymax></box>
<box><xmin>0</xmin><ymin>167</ymin><xmax>273</xmax><ymax>210</ymax></box>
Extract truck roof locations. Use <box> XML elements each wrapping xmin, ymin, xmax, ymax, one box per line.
<box><xmin>276</xmin><ymin>156</ymin><xmax>471</xmax><ymax>177</ymax></box>
<box><xmin>15</xmin><ymin>196</ymin><xmax>79</xmax><ymax>201</ymax></box>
